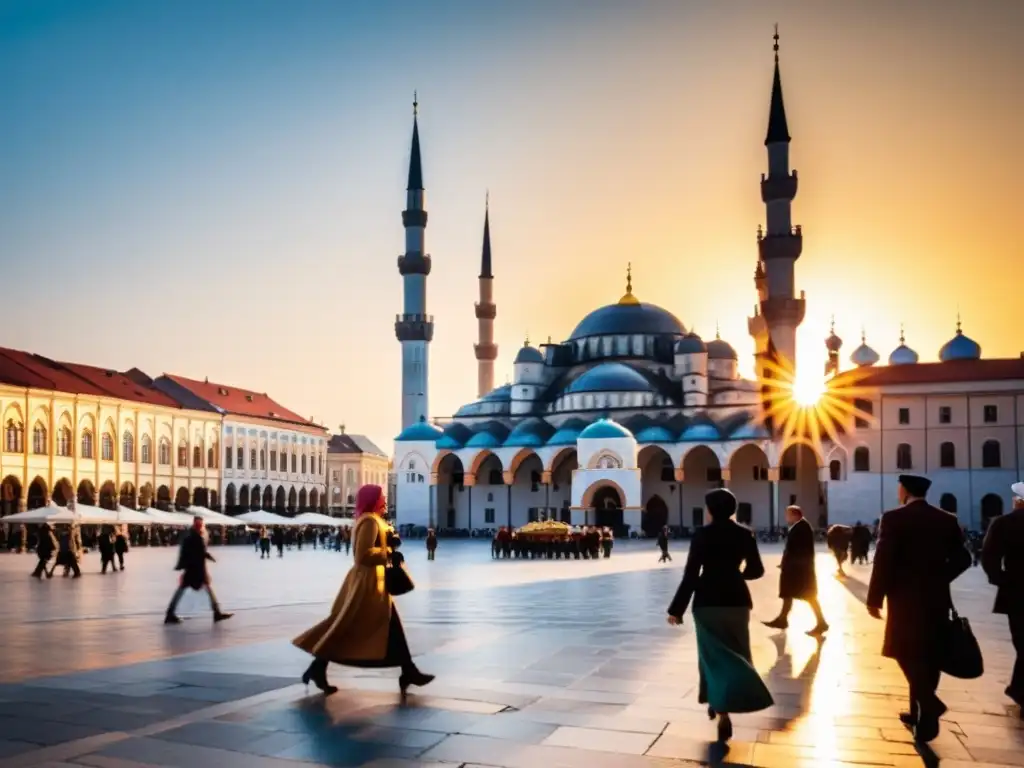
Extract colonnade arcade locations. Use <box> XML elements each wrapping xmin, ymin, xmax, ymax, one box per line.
<box><xmin>221</xmin><ymin>483</ymin><xmax>325</xmax><ymax>516</ymax></box>
<box><xmin>427</xmin><ymin>441</ymin><xmax>828</xmax><ymax>534</ymax></box>
<box><xmin>0</xmin><ymin>475</ymin><xmax>220</xmax><ymax>516</ymax></box>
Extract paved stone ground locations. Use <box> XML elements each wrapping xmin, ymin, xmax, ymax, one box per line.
<box><xmin>0</xmin><ymin>538</ymin><xmax>1020</xmax><ymax>767</ymax></box>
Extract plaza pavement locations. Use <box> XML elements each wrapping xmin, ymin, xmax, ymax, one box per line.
<box><xmin>0</xmin><ymin>538</ymin><xmax>1020</xmax><ymax>768</ymax></box>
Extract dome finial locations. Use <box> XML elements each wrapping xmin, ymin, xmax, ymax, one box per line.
<box><xmin>773</xmin><ymin>23</ymin><xmax>780</xmax><ymax>62</ymax></box>
<box><xmin>861</xmin><ymin>326</ymin><xmax>867</xmax><ymax>344</ymax></box>
<box><xmin>618</xmin><ymin>262</ymin><xmax>639</xmax><ymax>305</ymax></box>
<box><xmin>413</xmin><ymin>90</ymin><xmax>418</xmax><ymax>117</ymax></box>
<box><xmin>524</xmin><ymin>332</ymin><xmax>530</xmax><ymax>347</ymax></box>
<box><xmin>830</xmin><ymin>314</ymin><xmax>836</xmax><ymax>334</ymax></box>
<box><xmin>715</xmin><ymin>320</ymin><xmax>721</xmax><ymax>340</ymax></box>
<box><xmin>956</xmin><ymin>308</ymin><xmax>962</xmax><ymax>335</ymax></box>
<box><xmin>899</xmin><ymin>323</ymin><xmax>906</xmax><ymax>345</ymax></box>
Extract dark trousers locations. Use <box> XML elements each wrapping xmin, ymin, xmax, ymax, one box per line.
<box><xmin>426</xmin><ymin>549</ymin><xmax>435</xmax><ymax>560</ymax></box>
<box><xmin>101</xmin><ymin>554</ymin><xmax>115</xmax><ymax>573</ymax></box>
<box><xmin>1008</xmin><ymin>611</ymin><xmax>1024</xmax><ymax>698</ymax></box>
<box><xmin>778</xmin><ymin>596</ymin><xmax>827</xmax><ymax>625</ymax></box>
<box><xmin>116</xmin><ymin>551</ymin><xmax>125</xmax><ymax>569</ymax></box>
<box><xmin>659</xmin><ymin>546</ymin><xmax>671</xmax><ymax>562</ymax></box>
<box><xmin>167</xmin><ymin>584</ymin><xmax>220</xmax><ymax>616</ymax></box>
<box><xmin>897</xmin><ymin>655</ymin><xmax>943</xmax><ymax>715</ymax></box>
<box><xmin>31</xmin><ymin>556</ymin><xmax>49</xmax><ymax>578</ymax></box>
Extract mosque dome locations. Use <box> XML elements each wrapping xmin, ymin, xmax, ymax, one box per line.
<box><xmin>706</xmin><ymin>337</ymin><xmax>738</xmax><ymax>360</ymax></box>
<box><xmin>465</xmin><ymin>421</ymin><xmax>510</xmax><ymax>449</ymax></box>
<box><xmin>568</xmin><ymin>264</ymin><xmax>685</xmax><ymax>341</ymax></box>
<box><xmin>564</xmin><ymin>362</ymin><xmax>652</xmax><ymax>394</ymax></box>
<box><xmin>395</xmin><ymin>418</ymin><xmax>444</xmax><ymax>442</ymax></box>
<box><xmin>514</xmin><ymin>342</ymin><xmax>544</xmax><ymax>364</ymax></box>
<box><xmin>674</xmin><ymin>333</ymin><xmax>706</xmax><ymax>355</ymax></box>
<box><xmin>680</xmin><ymin>422</ymin><xmax>722</xmax><ymax>441</ymax></box>
<box><xmin>547</xmin><ymin>419</ymin><xmax>587</xmax><ymax>446</ymax></box>
<box><xmin>825</xmin><ymin>319</ymin><xmax>843</xmax><ymax>352</ymax></box>
<box><xmin>849</xmin><ymin>330</ymin><xmax>880</xmax><ymax>367</ymax></box>
<box><xmin>635</xmin><ymin>424</ymin><xmax>676</xmax><ymax>443</ymax></box>
<box><xmin>436</xmin><ymin>422</ymin><xmax>473</xmax><ymax>450</ymax></box>
<box><xmin>504</xmin><ymin>418</ymin><xmax>554</xmax><ymax>448</ymax></box>
<box><xmin>888</xmin><ymin>327</ymin><xmax>919</xmax><ymax>366</ymax></box>
<box><xmin>579</xmin><ymin>418</ymin><xmax>633</xmax><ymax>440</ymax></box>
<box><xmin>938</xmin><ymin>319</ymin><xmax>981</xmax><ymax>362</ymax></box>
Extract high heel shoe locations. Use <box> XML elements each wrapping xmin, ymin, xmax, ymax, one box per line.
<box><xmin>302</xmin><ymin>661</ymin><xmax>338</xmax><ymax>696</ymax></box>
<box><xmin>398</xmin><ymin>669</ymin><xmax>435</xmax><ymax>696</ymax></box>
<box><xmin>716</xmin><ymin>716</ymin><xmax>733</xmax><ymax>743</ymax></box>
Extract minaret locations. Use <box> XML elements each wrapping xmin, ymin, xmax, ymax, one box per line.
<box><xmin>824</xmin><ymin>316</ymin><xmax>843</xmax><ymax>377</ymax></box>
<box><xmin>395</xmin><ymin>94</ymin><xmax>433</xmax><ymax>428</ymax></box>
<box><xmin>749</xmin><ymin>26</ymin><xmax>805</xmax><ymax>380</ymax></box>
<box><xmin>474</xmin><ymin>193</ymin><xmax>497</xmax><ymax>397</ymax></box>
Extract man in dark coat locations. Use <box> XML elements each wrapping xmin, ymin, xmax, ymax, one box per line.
<box><xmin>165</xmin><ymin>517</ymin><xmax>232</xmax><ymax>624</ymax></box>
<box><xmin>981</xmin><ymin>482</ymin><xmax>1024</xmax><ymax>710</ymax></box>
<box><xmin>32</xmin><ymin>523</ymin><xmax>58</xmax><ymax>579</ymax></box>
<box><xmin>657</xmin><ymin>526</ymin><xmax>672</xmax><ymax>562</ymax></box>
<box><xmin>764</xmin><ymin>506</ymin><xmax>829</xmax><ymax>636</ymax></box>
<box><xmin>867</xmin><ymin>474</ymin><xmax>971</xmax><ymax>742</ymax></box>
<box><xmin>826</xmin><ymin>524</ymin><xmax>853</xmax><ymax>575</ymax></box>
<box><xmin>851</xmin><ymin>521</ymin><xmax>872</xmax><ymax>565</ymax></box>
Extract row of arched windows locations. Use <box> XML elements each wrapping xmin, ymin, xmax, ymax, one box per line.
<box><xmin>2</xmin><ymin>420</ymin><xmax>218</xmax><ymax>468</ymax></box>
<box><xmin>223</xmin><ymin>445</ymin><xmax>324</xmax><ymax>475</ymax></box>
<box><xmin>849</xmin><ymin>440</ymin><xmax>1004</xmax><ymax>473</ymax></box>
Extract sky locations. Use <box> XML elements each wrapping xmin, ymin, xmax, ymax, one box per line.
<box><xmin>1</xmin><ymin>0</ymin><xmax>1022</xmax><ymax>451</ymax></box>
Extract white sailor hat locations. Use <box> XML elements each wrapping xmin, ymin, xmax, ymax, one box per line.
<box><xmin>1012</xmin><ymin>482</ymin><xmax>1024</xmax><ymax>499</ymax></box>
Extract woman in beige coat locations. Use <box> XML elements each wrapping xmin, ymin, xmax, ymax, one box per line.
<box><xmin>293</xmin><ymin>484</ymin><xmax>433</xmax><ymax>696</ymax></box>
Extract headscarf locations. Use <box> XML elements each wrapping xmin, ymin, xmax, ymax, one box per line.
<box><xmin>355</xmin><ymin>484</ymin><xmax>386</xmax><ymax>518</ymax></box>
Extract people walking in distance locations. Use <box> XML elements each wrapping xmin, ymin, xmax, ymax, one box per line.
<box><xmin>165</xmin><ymin>516</ymin><xmax>233</xmax><ymax>625</ymax></box>
<box><xmin>98</xmin><ymin>525</ymin><xmax>117</xmax><ymax>574</ymax></box>
<box><xmin>272</xmin><ymin>525</ymin><xmax>285</xmax><ymax>558</ymax></box>
<box><xmin>343</xmin><ymin>526</ymin><xmax>352</xmax><ymax>555</ymax></box>
<box><xmin>31</xmin><ymin>522</ymin><xmax>58</xmax><ymax>579</ymax></box>
<box><xmin>981</xmin><ymin>482</ymin><xmax>1024</xmax><ymax>713</ymax></box>
<box><xmin>258</xmin><ymin>526</ymin><xmax>271</xmax><ymax>559</ymax></box>
<box><xmin>851</xmin><ymin>521</ymin><xmax>872</xmax><ymax>565</ymax></box>
<box><xmin>867</xmin><ymin>474</ymin><xmax>972</xmax><ymax>742</ymax></box>
<box><xmin>54</xmin><ymin>524</ymin><xmax>82</xmax><ymax>578</ymax></box>
<box><xmin>601</xmin><ymin>527</ymin><xmax>614</xmax><ymax>558</ymax></box>
<box><xmin>763</xmin><ymin>506</ymin><xmax>829</xmax><ymax>636</ymax></box>
<box><xmin>825</xmin><ymin>523</ymin><xmax>853</xmax><ymax>576</ymax></box>
<box><xmin>657</xmin><ymin>525</ymin><xmax>672</xmax><ymax>562</ymax></box>
<box><xmin>666</xmin><ymin>488</ymin><xmax>773</xmax><ymax>743</ymax></box>
<box><xmin>293</xmin><ymin>484</ymin><xmax>434</xmax><ymax>697</ymax></box>
<box><xmin>114</xmin><ymin>525</ymin><xmax>129</xmax><ymax>571</ymax></box>
<box><xmin>425</xmin><ymin>528</ymin><xmax>437</xmax><ymax>561</ymax></box>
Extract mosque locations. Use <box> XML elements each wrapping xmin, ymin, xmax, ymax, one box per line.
<box><xmin>392</xmin><ymin>34</ymin><xmax>1024</xmax><ymax>535</ymax></box>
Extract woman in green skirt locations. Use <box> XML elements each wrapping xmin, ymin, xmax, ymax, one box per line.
<box><xmin>667</xmin><ymin>488</ymin><xmax>774</xmax><ymax>742</ymax></box>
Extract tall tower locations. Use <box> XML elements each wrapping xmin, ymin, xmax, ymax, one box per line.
<box><xmin>749</xmin><ymin>27</ymin><xmax>805</xmax><ymax>380</ymax></box>
<box><xmin>474</xmin><ymin>194</ymin><xmax>497</xmax><ymax>397</ymax></box>
<box><xmin>395</xmin><ymin>95</ymin><xmax>433</xmax><ymax>428</ymax></box>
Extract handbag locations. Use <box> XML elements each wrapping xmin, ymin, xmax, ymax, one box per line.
<box><xmin>385</xmin><ymin>563</ymin><xmax>415</xmax><ymax>596</ymax></box>
<box><xmin>942</xmin><ymin>609</ymin><xmax>984</xmax><ymax>679</ymax></box>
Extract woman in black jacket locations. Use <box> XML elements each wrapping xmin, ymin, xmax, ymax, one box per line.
<box><xmin>666</xmin><ymin>488</ymin><xmax>773</xmax><ymax>742</ymax></box>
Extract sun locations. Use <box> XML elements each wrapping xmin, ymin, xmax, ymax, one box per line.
<box><xmin>791</xmin><ymin>370</ymin><xmax>826</xmax><ymax>406</ymax></box>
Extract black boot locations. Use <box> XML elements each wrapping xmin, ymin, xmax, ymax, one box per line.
<box><xmin>398</xmin><ymin>664</ymin><xmax>435</xmax><ymax>696</ymax></box>
<box><xmin>302</xmin><ymin>658</ymin><xmax>337</xmax><ymax>695</ymax></box>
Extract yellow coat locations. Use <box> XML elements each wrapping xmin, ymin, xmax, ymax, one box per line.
<box><xmin>292</xmin><ymin>513</ymin><xmax>392</xmax><ymax>661</ymax></box>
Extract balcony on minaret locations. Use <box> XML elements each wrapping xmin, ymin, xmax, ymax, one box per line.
<box><xmin>760</xmin><ymin>169</ymin><xmax>798</xmax><ymax>203</ymax></box>
<box><xmin>395</xmin><ymin>313</ymin><xmax>435</xmax><ymax>342</ymax></box>
<box><xmin>397</xmin><ymin>252</ymin><xmax>432</xmax><ymax>276</ymax></box>
<box><xmin>474</xmin><ymin>301</ymin><xmax>496</xmax><ymax>320</ymax></box>
<box><xmin>758</xmin><ymin>294</ymin><xmax>806</xmax><ymax>326</ymax></box>
<box><xmin>474</xmin><ymin>342</ymin><xmax>498</xmax><ymax>361</ymax></box>
<box><xmin>757</xmin><ymin>226</ymin><xmax>802</xmax><ymax>262</ymax></box>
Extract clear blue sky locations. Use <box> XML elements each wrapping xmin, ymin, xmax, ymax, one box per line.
<box><xmin>2</xmin><ymin>1</ymin><xmax>1021</xmax><ymax>451</ymax></box>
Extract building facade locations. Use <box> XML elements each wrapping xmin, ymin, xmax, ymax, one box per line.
<box><xmin>391</xmin><ymin>33</ymin><xmax>1023</xmax><ymax>535</ymax></box>
<box><xmin>1</xmin><ymin>348</ymin><xmax>221</xmax><ymax>517</ymax></box>
<box><xmin>326</xmin><ymin>432</ymin><xmax>390</xmax><ymax>514</ymax></box>
<box><xmin>152</xmin><ymin>374</ymin><xmax>328</xmax><ymax>515</ymax></box>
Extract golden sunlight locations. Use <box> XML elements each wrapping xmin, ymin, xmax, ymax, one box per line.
<box><xmin>791</xmin><ymin>371</ymin><xmax>826</xmax><ymax>407</ymax></box>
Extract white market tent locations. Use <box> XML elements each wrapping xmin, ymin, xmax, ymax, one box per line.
<box><xmin>187</xmin><ymin>506</ymin><xmax>248</xmax><ymax>527</ymax></box>
<box><xmin>293</xmin><ymin>512</ymin><xmax>351</xmax><ymax>528</ymax></box>
<box><xmin>73</xmin><ymin>504</ymin><xmax>159</xmax><ymax>526</ymax></box>
<box><xmin>237</xmin><ymin>510</ymin><xmax>302</xmax><ymax>527</ymax></box>
<box><xmin>1</xmin><ymin>503</ymin><xmax>84</xmax><ymax>525</ymax></box>
<box><xmin>140</xmin><ymin>508</ymin><xmax>193</xmax><ymax>527</ymax></box>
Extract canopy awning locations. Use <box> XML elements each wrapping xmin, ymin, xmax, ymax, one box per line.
<box><xmin>237</xmin><ymin>510</ymin><xmax>302</xmax><ymax>527</ymax></box>
<box><xmin>293</xmin><ymin>512</ymin><xmax>352</xmax><ymax>527</ymax></box>
<box><xmin>139</xmin><ymin>508</ymin><xmax>193</xmax><ymax>527</ymax></box>
<box><xmin>186</xmin><ymin>506</ymin><xmax>248</xmax><ymax>527</ymax></box>
<box><xmin>74</xmin><ymin>503</ymin><xmax>158</xmax><ymax>525</ymax></box>
<box><xmin>1</xmin><ymin>503</ymin><xmax>84</xmax><ymax>525</ymax></box>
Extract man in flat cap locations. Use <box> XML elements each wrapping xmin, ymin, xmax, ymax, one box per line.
<box><xmin>981</xmin><ymin>482</ymin><xmax>1024</xmax><ymax>712</ymax></box>
<box><xmin>867</xmin><ymin>473</ymin><xmax>971</xmax><ymax>742</ymax></box>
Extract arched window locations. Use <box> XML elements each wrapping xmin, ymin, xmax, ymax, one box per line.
<box><xmin>193</xmin><ymin>445</ymin><xmax>202</xmax><ymax>468</ymax></box>
<box><xmin>829</xmin><ymin>460</ymin><xmax>842</xmax><ymax>481</ymax></box>
<box><xmin>141</xmin><ymin>435</ymin><xmax>152</xmax><ymax>464</ymax></box>
<box><xmin>122</xmin><ymin>431</ymin><xmax>135</xmax><ymax>463</ymax></box>
<box><xmin>208</xmin><ymin>446</ymin><xmax>216</xmax><ymax>468</ymax></box>
<box><xmin>318</xmin><ymin>453</ymin><xmax>323</xmax><ymax>475</ymax></box>
<box><xmin>101</xmin><ymin>432</ymin><xmax>114</xmax><ymax>461</ymax></box>
<box><xmin>982</xmin><ymin>440</ymin><xmax>1001</xmax><ymax>469</ymax></box>
<box><xmin>177</xmin><ymin>442</ymin><xmax>188</xmax><ymax>467</ymax></box>
<box><xmin>488</xmin><ymin>469</ymin><xmax>503</xmax><ymax>485</ymax></box>
<box><xmin>291</xmin><ymin>453</ymin><xmax>297</xmax><ymax>473</ymax></box>
<box><xmin>853</xmin><ymin>447</ymin><xmax>870</xmax><ymax>472</ymax></box>
<box><xmin>270</xmin><ymin>450</ymin><xmax>277</xmax><ymax>471</ymax></box>
<box><xmin>260</xmin><ymin>449</ymin><xmax>266</xmax><ymax>470</ymax></box>
<box><xmin>346</xmin><ymin>467</ymin><xmax>354</xmax><ymax>486</ymax></box>
<box><xmin>81</xmin><ymin>430</ymin><xmax>94</xmax><ymax>459</ymax></box>
<box><xmin>57</xmin><ymin>427</ymin><xmax>72</xmax><ymax>457</ymax></box>
<box><xmin>301</xmin><ymin>455</ymin><xmax>307</xmax><ymax>474</ymax></box>
<box><xmin>32</xmin><ymin>422</ymin><xmax>47</xmax><ymax>455</ymax></box>
<box><xmin>236</xmin><ymin>446</ymin><xmax>244</xmax><ymax>468</ymax></box>
<box><xmin>4</xmin><ymin>420</ymin><xmax>23</xmax><ymax>453</ymax></box>
<box><xmin>939</xmin><ymin>493</ymin><xmax>958</xmax><ymax>514</ymax></box>
<box><xmin>896</xmin><ymin>443</ymin><xmax>912</xmax><ymax>471</ymax></box>
<box><xmin>158</xmin><ymin>439</ymin><xmax>171</xmax><ymax>465</ymax></box>
<box><xmin>249</xmin><ymin>448</ymin><xmax>257</xmax><ymax>470</ymax></box>
<box><xmin>939</xmin><ymin>442</ymin><xmax>956</xmax><ymax>468</ymax></box>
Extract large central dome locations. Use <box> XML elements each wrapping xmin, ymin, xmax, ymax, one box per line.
<box><xmin>568</xmin><ymin>265</ymin><xmax>686</xmax><ymax>341</ymax></box>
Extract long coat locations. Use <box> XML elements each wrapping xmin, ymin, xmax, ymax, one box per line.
<box><xmin>867</xmin><ymin>499</ymin><xmax>971</xmax><ymax>660</ymax></box>
<box><xmin>293</xmin><ymin>513</ymin><xmax>392</xmax><ymax>662</ymax></box>
<box><xmin>779</xmin><ymin>518</ymin><xmax>817</xmax><ymax>599</ymax></box>
<box><xmin>175</xmin><ymin>530</ymin><xmax>214</xmax><ymax>590</ymax></box>
<box><xmin>981</xmin><ymin>507</ymin><xmax>1024</xmax><ymax>615</ymax></box>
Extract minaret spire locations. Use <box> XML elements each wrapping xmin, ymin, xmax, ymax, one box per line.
<box><xmin>407</xmin><ymin>92</ymin><xmax>423</xmax><ymax>190</ymax></box>
<box><xmin>474</xmin><ymin>192</ymin><xmax>498</xmax><ymax>396</ymax></box>
<box><xmin>765</xmin><ymin>25</ymin><xmax>791</xmax><ymax>145</ymax></box>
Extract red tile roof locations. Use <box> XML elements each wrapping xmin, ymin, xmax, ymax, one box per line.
<box><xmin>833</xmin><ymin>358</ymin><xmax>1024</xmax><ymax>388</ymax></box>
<box><xmin>56</xmin><ymin>361</ymin><xmax>180</xmax><ymax>408</ymax></box>
<box><xmin>163</xmin><ymin>374</ymin><xmax>320</xmax><ymax>429</ymax></box>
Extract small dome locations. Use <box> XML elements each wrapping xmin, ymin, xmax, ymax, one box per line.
<box><xmin>579</xmin><ymin>418</ymin><xmax>633</xmax><ymax>441</ymax></box>
<box><xmin>565</xmin><ymin>362</ymin><xmax>652</xmax><ymax>394</ymax></box>
<box><xmin>706</xmin><ymin>338</ymin><xmax>738</xmax><ymax>360</ymax></box>
<box><xmin>888</xmin><ymin>344</ymin><xmax>919</xmax><ymax>365</ymax></box>
<box><xmin>436</xmin><ymin>422</ymin><xmax>472</xmax><ymax>450</ymax></box>
<box><xmin>731</xmin><ymin>421</ymin><xmax>771</xmax><ymax>440</ymax></box>
<box><xmin>504</xmin><ymin>418</ymin><xmax>554</xmax><ymax>448</ymax></box>
<box><xmin>514</xmin><ymin>343</ymin><xmax>544</xmax><ymax>364</ymax></box>
<box><xmin>547</xmin><ymin>419</ymin><xmax>587</xmax><ymax>446</ymax></box>
<box><xmin>674</xmin><ymin>333</ymin><xmax>706</xmax><ymax>355</ymax></box>
<box><xmin>849</xmin><ymin>331</ymin><xmax>880</xmax><ymax>367</ymax></box>
<box><xmin>635</xmin><ymin>424</ymin><xmax>675</xmax><ymax>443</ymax></box>
<box><xmin>465</xmin><ymin>421</ymin><xmax>510</xmax><ymax>449</ymax></box>
<box><xmin>680</xmin><ymin>422</ymin><xmax>722</xmax><ymax>441</ymax></box>
<box><xmin>395</xmin><ymin>419</ymin><xmax>444</xmax><ymax>442</ymax></box>
<box><xmin>482</xmin><ymin>384</ymin><xmax>512</xmax><ymax>401</ymax></box>
<box><xmin>939</xmin><ymin>321</ymin><xmax>981</xmax><ymax>362</ymax></box>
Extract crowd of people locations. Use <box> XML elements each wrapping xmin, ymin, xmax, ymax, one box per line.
<box><xmin>489</xmin><ymin>526</ymin><xmax>614</xmax><ymax>559</ymax></box>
